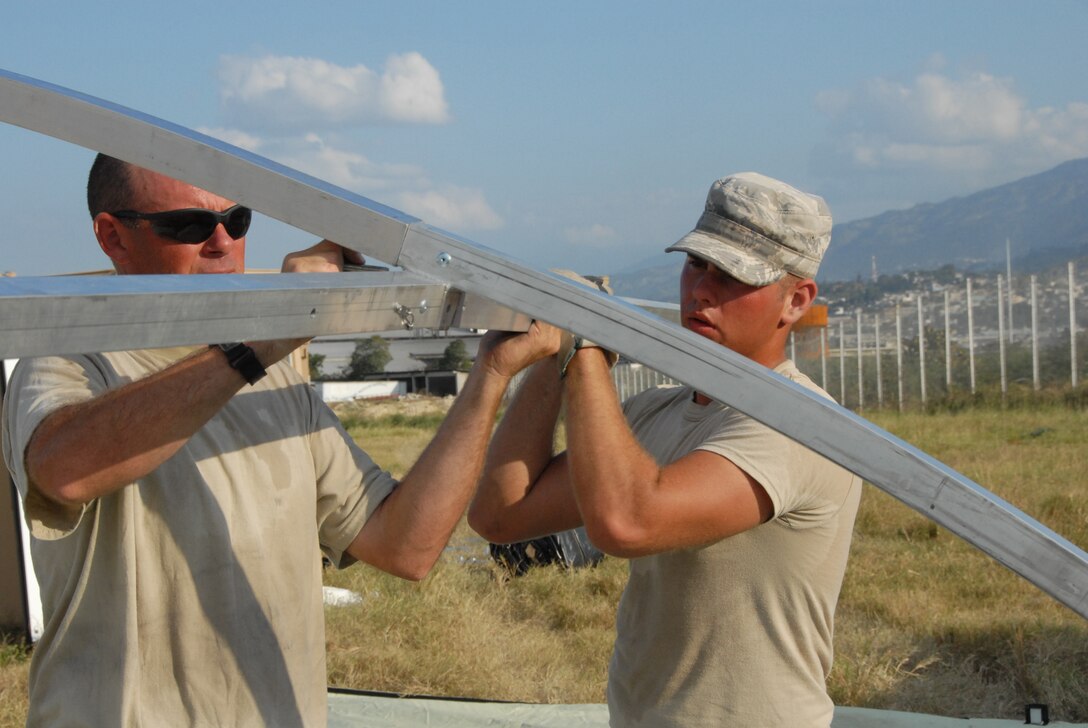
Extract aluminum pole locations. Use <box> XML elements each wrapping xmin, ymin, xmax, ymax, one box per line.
<box><xmin>5</xmin><ymin>67</ymin><xmax>1088</xmax><ymax>620</ymax></box>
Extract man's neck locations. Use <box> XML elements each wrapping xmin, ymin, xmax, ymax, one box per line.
<box><xmin>692</xmin><ymin>354</ymin><xmax>788</xmax><ymax>406</ymax></box>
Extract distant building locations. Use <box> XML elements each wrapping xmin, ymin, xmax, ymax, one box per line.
<box><xmin>309</xmin><ymin>330</ymin><xmax>484</xmax><ymax>397</ymax></box>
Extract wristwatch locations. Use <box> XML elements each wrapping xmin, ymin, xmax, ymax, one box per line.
<box><xmin>213</xmin><ymin>342</ymin><xmax>267</xmax><ymax>385</ymax></box>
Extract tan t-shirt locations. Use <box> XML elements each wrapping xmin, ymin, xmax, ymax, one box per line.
<box><xmin>1</xmin><ymin>348</ymin><xmax>397</xmax><ymax>728</ymax></box>
<box><xmin>608</xmin><ymin>360</ymin><xmax>862</xmax><ymax>728</ymax></box>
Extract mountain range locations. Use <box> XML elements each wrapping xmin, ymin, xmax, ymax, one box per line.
<box><xmin>611</xmin><ymin>157</ymin><xmax>1088</xmax><ymax>300</ymax></box>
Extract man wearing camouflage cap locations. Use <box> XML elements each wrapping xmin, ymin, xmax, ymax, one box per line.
<box><xmin>471</xmin><ymin>172</ymin><xmax>862</xmax><ymax>727</ymax></box>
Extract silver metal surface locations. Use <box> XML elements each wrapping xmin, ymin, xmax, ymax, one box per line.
<box><xmin>0</xmin><ymin>272</ymin><xmax>446</xmax><ymax>356</ymax></box>
<box><xmin>2</xmin><ymin>68</ymin><xmax>1086</xmax><ymax>619</ymax></box>
<box><xmin>0</xmin><ymin>272</ymin><xmax>672</xmax><ymax>358</ymax></box>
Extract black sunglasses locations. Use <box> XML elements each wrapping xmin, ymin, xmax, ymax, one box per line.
<box><xmin>111</xmin><ymin>204</ymin><xmax>252</xmax><ymax>244</ymax></box>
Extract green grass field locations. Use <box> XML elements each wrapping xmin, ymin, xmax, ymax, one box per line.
<box><xmin>2</xmin><ymin>398</ymin><xmax>1087</xmax><ymax>725</ymax></box>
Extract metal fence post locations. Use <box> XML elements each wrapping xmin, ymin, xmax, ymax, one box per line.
<box><xmin>856</xmin><ymin>309</ymin><xmax>864</xmax><ymax>410</ymax></box>
<box><xmin>997</xmin><ymin>274</ymin><xmax>1008</xmax><ymax>397</ymax></box>
<box><xmin>918</xmin><ymin>295</ymin><xmax>927</xmax><ymax>405</ymax></box>
<box><xmin>1071</xmin><ymin>262</ymin><xmax>1078</xmax><ymax>389</ymax></box>
<box><xmin>820</xmin><ymin>327</ymin><xmax>828</xmax><ymax>392</ymax></box>
<box><xmin>896</xmin><ymin>303</ymin><xmax>904</xmax><ymax>412</ymax></box>
<box><xmin>944</xmin><ymin>288</ymin><xmax>953</xmax><ymax>389</ymax></box>
<box><xmin>967</xmin><ymin>278</ymin><xmax>976</xmax><ymax>394</ymax></box>
<box><xmin>839</xmin><ymin>319</ymin><xmax>846</xmax><ymax>406</ymax></box>
<box><xmin>1031</xmin><ymin>275</ymin><xmax>1040</xmax><ymax>391</ymax></box>
<box><xmin>1007</xmin><ymin>238</ymin><xmax>1015</xmax><ymax>344</ymax></box>
<box><xmin>875</xmin><ymin>314</ymin><xmax>884</xmax><ymax>408</ymax></box>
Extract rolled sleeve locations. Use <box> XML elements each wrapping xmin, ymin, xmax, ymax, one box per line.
<box><xmin>309</xmin><ymin>402</ymin><xmax>398</xmax><ymax>568</ymax></box>
<box><xmin>2</xmin><ymin>356</ymin><xmax>107</xmax><ymax>539</ymax></box>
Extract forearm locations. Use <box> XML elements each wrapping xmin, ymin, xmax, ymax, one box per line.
<box><xmin>25</xmin><ymin>340</ymin><xmax>300</xmax><ymax>505</ymax></box>
<box><xmin>468</xmin><ymin>359</ymin><xmax>564</xmax><ymax>540</ymax></box>
<box><xmin>563</xmin><ymin>350</ymin><xmax>663</xmax><ymax>555</ymax></box>
<box><xmin>348</xmin><ymin>322</ymin><xmax>561</xmax><ymax>578</ymax></box>
<box><xmin>349</xmin><ymin>359</ymin><xmax>512</xmax><ymax>579</ymax></box>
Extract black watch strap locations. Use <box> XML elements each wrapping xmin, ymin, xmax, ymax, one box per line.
<box><xmin>214</xmin><ymin>342</ymin><xmax>267</xmax><ymax>385</ymax></box>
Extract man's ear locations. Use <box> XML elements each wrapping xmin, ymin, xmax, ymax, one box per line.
<box><xmin>781</xmin><ymin>277</ymin><xmax>817</xmax><ymax>326</ymax></box>
<box><xmin>93</xmin><ymin>213</ymin><xmax>131</xmax><ymax>270</ymax></box>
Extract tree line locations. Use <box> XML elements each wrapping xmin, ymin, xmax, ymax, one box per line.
<box><xmin>308</xmin><ymin>337</ymin><xmax>473</xmax><ymax>381</ymax></box>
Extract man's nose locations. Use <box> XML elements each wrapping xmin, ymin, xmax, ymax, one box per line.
<box><xmin>690</xmin><ymin>270</ymin><xmax>715</xmax><ymax>303</ymax></box>
<box><xmin>201</xmin><ymin>224</ymin><xmax>237</xmax><ymax>254</ymax></box>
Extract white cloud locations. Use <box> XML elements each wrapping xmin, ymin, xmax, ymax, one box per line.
<box><xmin>563</xmin><ymin>224</ymin><xmax>618</xmax><ymax>247</ymax></box>
<box><xmin>276</xmin><ymin>135</ymin><xmax>501</xmax><ymax>231</ymax></box>
<box><xmin>1024</xmin><ymin>102</ymin><xmax>1088</xmax><ymax>158</ymax></box>
<box><xmin>202</xmin><ymin>54</ymin><xmax>498</xmax><ymax>235</ymax></box>
<box><xmin>272</xmin><ymin>134</ymin><xmax>429</xmax><ymax>193</ymax></box>
<box><xmin>379</xmin><ymin>53</ymin><xmax>450</xmax><ymax>125</ymax></box>
<box><xmin>182</xmin><ymin>130</ymin><xmax>502</xmax><ymax>233</ymax></box>
<box><xmin>816</xmin><ymin>67</ymin><xmax>1088</xmax><ymax>178</ymax></box>
<box><xmin>196</xmin><ymin>127</ymin><xmax>264</xmax><ymax>152</ymax></box>
<box><xmin>397</xmin><ymin>187</ymin><xmax>503</xmax><ymax>232</ymax></box>
<box><xmin>218</xmin><ymin>53</ymin><xmax>451</xmax><ymax>130</ymax></box>
<box><xmin>868</xmin><ymin>72</ymin><xmax>1023</xmax><ymax>143</ymax></box>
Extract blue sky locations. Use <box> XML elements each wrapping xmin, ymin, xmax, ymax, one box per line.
<box><xmin>2</xmin><ymin>1</ymin><xmax>1086</xmax><ymax>277</ymax></box>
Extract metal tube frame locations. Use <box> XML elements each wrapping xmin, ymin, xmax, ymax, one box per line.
<box><xmin>2</xmin><ymin>68</ymin><xmax>1086</xmax><ymax>620</ymax></box>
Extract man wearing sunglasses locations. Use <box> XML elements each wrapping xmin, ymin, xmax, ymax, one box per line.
<box><xmin>2</xmin><ymin>154</ymin><xmax>559</xmax><ymax>727</ymax></box>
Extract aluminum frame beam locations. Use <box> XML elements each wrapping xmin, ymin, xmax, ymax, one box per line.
<box><xmin>0</xmin><ymin>272</ymin><xmax>459</xmax><ymax>357</ymax></box>
<box><xmin>2</xmin><ymin>68</ymin><xmax>1086</xmax><ymax>619</ymax></box>
<box><xmin>0</xmin><ymin>272</ymin><xmax>680</xmax><ymax>358</ymax></box>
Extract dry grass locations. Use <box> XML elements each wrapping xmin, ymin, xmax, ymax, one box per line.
<box><xmin>323</xmin><ymin>534</ymin><xmax>622</xmax><ymax>704</ymax></box>
<box><xmin>322</xmin><ymin>400</ymin><xmax>1088</xmax><ymax>720</ymax></box>
<box><xmin>830</xmin><ymin>407</ymin><xmax>1088</xmax><ymax>719</ymax></box>
<box><xmin>0</xmin><ymin>640</ymin><xmax>28</xmax><ymax>728</ymax></box>
<box><xmin>323</xmin><ymin>395</ymin><xmax>619</xmax><ymax>703</ymax></box>
<box><xmin>2</xmin><ymin>398</ymin><xmax>1087</xmax><ymax>725</ymax></box>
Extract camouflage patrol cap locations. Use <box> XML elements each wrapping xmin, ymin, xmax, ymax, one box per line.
<box><xmin>665</xmin><ymin>172</ymin><xmax>832</xmax><ymax>286</ymax></box>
